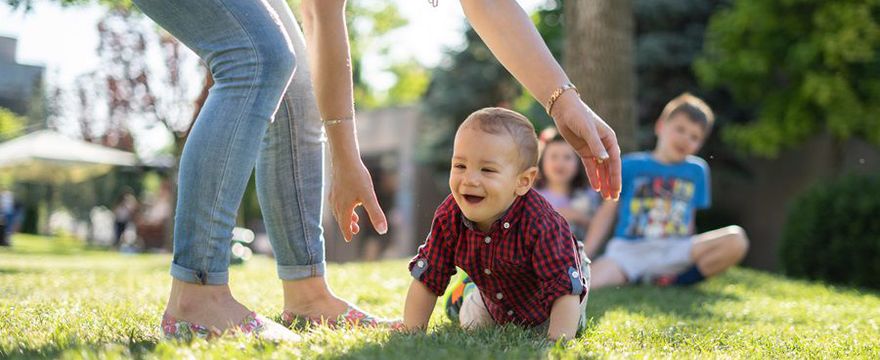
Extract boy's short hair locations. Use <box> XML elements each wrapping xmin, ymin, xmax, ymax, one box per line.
<box><xmin>660</xmin><ymin>93</ymin><xmax>715</xmax><ymax>133</ymax></box>
<box><xmin>460</xmin><ymin>107</ymin><xmax>539</xmax><ymax>170</ymax></box>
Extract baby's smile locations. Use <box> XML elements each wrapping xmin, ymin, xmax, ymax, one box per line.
<box><xmin>462</xmin><ymin>194</ymin><xmax>486</xmax><ymax>204</ymax></box>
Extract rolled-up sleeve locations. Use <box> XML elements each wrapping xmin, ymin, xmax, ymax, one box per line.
<box><xmin>531</xmin><ymin>214</ymin><xmax>587</xmax><ymax>313</ymax></box>
<box><xmin>408</xmin><ymin>196</ymin><xmax>458</xmax><ymax>296</ymax></box>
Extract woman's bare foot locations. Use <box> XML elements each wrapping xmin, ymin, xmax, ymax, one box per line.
<box><xmin>282</xmin><ymin>276</ymin><xmax>349</xmax><ymax>319</ymax></box>
<box><xmin>163</xmin><ymin>278</ymin><xmax>253</xmax><ymax>332</ymax></box>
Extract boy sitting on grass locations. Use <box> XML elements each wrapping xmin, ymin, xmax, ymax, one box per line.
<box><xmin>401</xmin><ymin>107</ymin><xmax>590</xmax><ymax>340</ymax></box>
<box><xmin>585</xmin><ymin>93</ymin><xmax>749</xmax><ymax>289</ymax></box>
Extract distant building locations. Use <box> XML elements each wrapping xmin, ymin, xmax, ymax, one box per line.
<box><xmin>0</xmin><ymin>36</ymin><xmax>44</xmax><ymax>117</ymax></box>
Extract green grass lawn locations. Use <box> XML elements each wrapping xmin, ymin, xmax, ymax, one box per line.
<box><xmin>1</xmin><ymin>234</ymin><xmax>879</xmax><ymax>359</ymax></box>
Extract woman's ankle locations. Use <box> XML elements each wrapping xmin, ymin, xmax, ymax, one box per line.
<box><xmin>165</xmin><ymin>278</ymin><xmax>244</xmax><ymax>318</ymax></box>
<box><xmin>282</xmin><ymin>277</ymin><xmax>347</xmax><ymax>315</ymax></box>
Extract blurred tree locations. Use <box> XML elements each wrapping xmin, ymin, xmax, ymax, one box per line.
<box><xmin>696</xmin><ymin>0</ymin><xmax>880</xmax><ymax>158</ymax></box>
<box><xmin>634</xmin><ymin>0</ymin><xmax>738</xmax><ymax>141</ymax></box>
<box><xmin>0</xmin><ymin>107</ymin><xmax>26</xmax><ymax>142</ymax></box>
<box><xmin>6</xmin><ymin>0</ymin><xmax>429</xmax><ymax>233</ymax></box>
<box><xmin>421</xmin><ymin>1</ymin><xmax>564</xmax><ymax>170</ymax></box>
<box><xmin>565</xmin><ymin>0</ymin><xmax>637</xmax><ymax>153</ymax></box>
<box><xmin>386</xmin><ymin>60</ymin><xmax>431</xmax><ymax>106</ymax></box>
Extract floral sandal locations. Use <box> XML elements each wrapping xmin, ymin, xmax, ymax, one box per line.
<box><xmin>280</xmin><ymin>305</ymin><xmax>402</xmax><ymax>330</ymax></box>
<box><xmin>161</xmin><ymin>311</ymin><xmax>301</xmax><ymax>342</ymax></box>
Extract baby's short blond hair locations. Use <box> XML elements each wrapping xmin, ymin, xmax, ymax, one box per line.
<box><xmin>459</xmin><ymin>107</ymin><xmax>539</xmax><ymax>171</ymax></box>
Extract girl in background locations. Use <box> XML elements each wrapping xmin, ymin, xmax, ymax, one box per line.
<box><xmin>536</xmin><ymin>128</ymin><xmax>601</xmax><ymax>241</ymax></box>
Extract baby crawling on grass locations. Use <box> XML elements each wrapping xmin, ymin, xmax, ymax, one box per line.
<box><xmin>401</xmin><ymin>107</ymin><xmax>590</xmax><ymax>340</ymax></box>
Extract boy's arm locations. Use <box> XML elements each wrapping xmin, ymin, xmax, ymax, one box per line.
<box><xmin>403</xmin><ymin>280</ymin><xmax>438</xmax><ymax>332</ymax></box>
<box><xmin>547</xmin><ymin>294</ymin><xmax>580</xmax><ymax>340</ymax></box>
<box><xmin>584</xmin><ymin>200</ymin><xmax>618</xmax><ymax>258</ymax></box>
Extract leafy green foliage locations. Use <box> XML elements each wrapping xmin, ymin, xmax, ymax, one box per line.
<box><xmin>780</xmin><ymin>174</ymin><xmax>880</xmax><ymax>290</ymax></box>
<box><xmin>635</xmin><ymin>0</ymin><xmax>737</xmax><ymax>142</ymax></box>
<box><xmin>696</xmin><ymin>0</ymin><xmax>880</xmax><ymax>157</ymax></box>
<box><xmin>0</xmin><ymin>107</ymin><xmax>26</xmax><ymax>142</ymax></box>
<box><xmin>420</xmin><ymin>1</ymin><xmax>563</xmax><ymax>168</ymax></box>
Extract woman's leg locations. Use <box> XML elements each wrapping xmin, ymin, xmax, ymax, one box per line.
<box><xmin>256</xmin><ymin>0</ymin><xmax>358</xmax><ymax>319</ymax></box>
<box><xmin>132</xmin><ymin>0</ymin><xmax>296</xmax><ymax>331</ymax></box>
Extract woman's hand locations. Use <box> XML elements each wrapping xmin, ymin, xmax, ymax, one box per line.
<box><xmin>329</xmin><ymin>152</ymin><xmax>387</xmax><ymax>242</ymax></box>
<box><xmin>551</xmin><ymin>92</ymin><xmax>621</xmax><ymax>201</ymax></box>
<box><xmin>458</xmin><ymin>0</ymin><xmax>621</xmax><ymax>201</ymax></box>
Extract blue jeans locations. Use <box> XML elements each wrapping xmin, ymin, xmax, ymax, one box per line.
<box><xmin>133</xmin><ymin>0</ymin><xmax>326</xmax><ymax>285</ymax></box>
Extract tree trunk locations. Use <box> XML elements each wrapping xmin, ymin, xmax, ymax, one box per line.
<box><xmin>564</xmin><ymin>0</ymin><xmax>637</xmax><ymax>153</ymax></box>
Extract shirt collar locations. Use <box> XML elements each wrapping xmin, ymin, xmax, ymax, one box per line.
<box><xmin>459</xmin><ymin>192</ymin><xmax>527</xmax><ymax>234</ymax></box>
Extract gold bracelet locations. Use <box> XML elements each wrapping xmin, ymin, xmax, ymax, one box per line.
<box><xmin>322</xmin><ymin>117</ymin><xmax>354</xmax><ymax>126</ymax></box>
<box><xmin>546</xmin><ymin>83</ymin><xmax>579</xmax><ymax>117</ymax></box>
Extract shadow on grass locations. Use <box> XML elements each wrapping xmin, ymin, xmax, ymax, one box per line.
<box><xmin>327</xmin><ymin>323</ymin><xmax>553</xmax><ymax>360</ymax></box>
<box><xmin>585</xmin><ymin>283</ymin><xmax>740</xmax><ymax>323</ymax></box>
<box><xmin>0</xmin><ymin>267</ymin><xmax>37</xmax><ymax>275</ymax></box>
<box><xmin>1</xmin><ymin>339</ymin><xmax>158</xmax><ymax>360</ymax></box>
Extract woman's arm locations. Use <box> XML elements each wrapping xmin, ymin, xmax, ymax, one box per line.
<box><xmin>460</xmin><ymin>0</ymin><xmax>621</xmax><ymax>200</ymax></box>
<box><xmin>547</xmin><ymin>294</ymin><xmax>580</xmax><ymax>340</ymax></box>
<box><xmin>403</xmin><ymin>280</ymin><xmax>438</xmax><ymax>332</ymax></box>
<box><xmin>301</xmin><ymin>0</ymin><xmax>387</xmax><ymax>241</ymax></box>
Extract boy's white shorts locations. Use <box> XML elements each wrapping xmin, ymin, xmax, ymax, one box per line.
<box><xmin>603</xmin><ymin>237</ymin><xmax>694</xmax><ymax>282</ymax></box>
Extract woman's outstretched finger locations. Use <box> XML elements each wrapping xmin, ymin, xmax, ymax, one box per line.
<box><xmin>583</xmin><ymin>157</ymin><xmax>601</xmax><ymax>192</ymax></box>
<box><xmin>363</xmin><ymin>192</ymin><xmax>388</xmax><ymax>235</ymax></box>
<box><xmin>338</xmin><ymin>205</ymin><xmax>356</xmax><ymax>242</ymax></box>
<box><xmin>602</xmin><ymin>136</ymin><xmax>622</xmax><ymax>200</ymax></box>
<box><xmin>351</xmin><ymin>222</ymin><xmax>360</xmax><ymax>235</ymax></box>
<box><xmin>601</xmin><ymin>161</ymin><xmax>613</xmax><ymax>200</ymax></box>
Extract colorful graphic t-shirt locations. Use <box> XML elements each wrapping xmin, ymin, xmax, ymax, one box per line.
<box><xmin>613</xmin><ymin>152</ymin><xmax>710</xmax><ymax>240</ymax></box>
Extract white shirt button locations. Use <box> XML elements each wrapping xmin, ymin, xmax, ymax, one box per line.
<box><xmin>417</xmin><ymin>260</ymin><xmax>425</xmax><ymax>268</ymax></box>
<box><xmin>571</xmin><ymin>270</ymin><xmax>579</xmax><ymax>278</ymax></box>
<box><xmin>496</xmin><ymin>292</ymin><xmax>503</xmax><ymax>300</ymax></box>
<box><xmin>484</xmin><ymin>236</ymin><xmax>491</xmax><ymax>244</ymax></box>
<box><xmin>484</xmin><ymin>268</ymin><xmax>492</xmax><ymax>275</ymax></box>
<box><xmin>503</xmin><ymin>222</ymin><xmax>510</xmax><ymax>229</ymax></box>
<box><xmin>507</xmin><ymin>310</ymin><xmax>514</xmax><ymax>316</ymax></box>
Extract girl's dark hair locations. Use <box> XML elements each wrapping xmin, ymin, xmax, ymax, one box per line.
<box><xmin>534</xmin><ymin>128</ymin><xmax>587</xmax><ymax>195</ymax></box>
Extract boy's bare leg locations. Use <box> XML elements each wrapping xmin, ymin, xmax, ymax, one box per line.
<box><xmin>589</xmin><ymin>258</ymin><xmax>628</xmax><ymax>289</ymax></box>
<box><xmin>690</xmin><ymin>225</ymin><xmax>749</xmax><ymax>277</ymax></box>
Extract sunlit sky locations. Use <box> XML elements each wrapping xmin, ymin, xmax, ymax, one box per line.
<box><xmin>0</xmin><ymin>0</ymin><xmax>549</xmax><ymax>154</ymax></box>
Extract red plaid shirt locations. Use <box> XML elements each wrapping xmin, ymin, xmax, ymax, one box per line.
<box><xmin>409</xmin><ymin>189</ymin><xmax>587</xmax><ymax>327</ymax></box>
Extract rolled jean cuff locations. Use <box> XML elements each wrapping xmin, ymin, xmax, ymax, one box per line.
<box><xmin>170</xmin><ymin>262</ymin><xmax>229</xmax><ymax>285</ymax></box>
<box><xmin>277</xmin><ymin>261</ymin><xmax>326</xmax><ymax>281</ymax></box>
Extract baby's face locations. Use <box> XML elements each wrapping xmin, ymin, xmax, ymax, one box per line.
<box><xmin>449</xmin><ymin>127</ymin><xmax>530</xmax><ymax>231</ymax></box>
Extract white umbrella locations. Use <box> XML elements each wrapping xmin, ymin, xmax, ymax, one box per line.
<box><xmin>0</xmin><ymin>130</ymin><xmax>138</xmax><ymax>183</ymax></box>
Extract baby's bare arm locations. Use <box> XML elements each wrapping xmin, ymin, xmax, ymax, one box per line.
<box><xmin>547</xmin><ymin>294</ymin><xmax>581</xmax><ymax>341</ymax></box>
<box><xmin>403</xmin><ymin>280</ymin><xmax>438</xmax><ymax>332</ymax></box>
